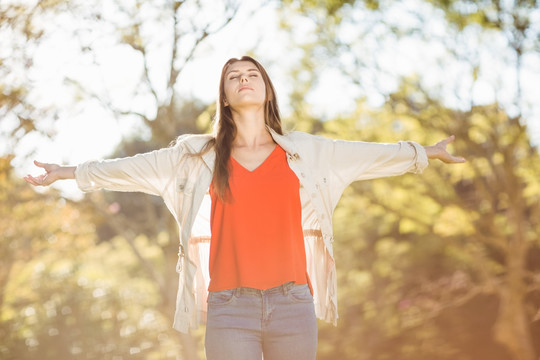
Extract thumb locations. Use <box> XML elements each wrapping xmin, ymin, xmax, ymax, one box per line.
<box><xmin>439</xmin><ymin>135</ymin><xmax>456</xmax><ymax>147</ymax></box>
<box><xmin>34</xmin><ymin>160</ymin><xmax>52</xmax><ymax>171</ymax></box>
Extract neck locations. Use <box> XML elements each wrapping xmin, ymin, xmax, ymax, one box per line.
<box><xmin>231</xmin><ymin>108</ymin><xmax>273</xmax><ymax>148</ymax></box>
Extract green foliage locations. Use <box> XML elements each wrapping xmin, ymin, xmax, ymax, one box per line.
<box><xmin>314</xmin><ymin>84</ymin><xmax>540</xmax><ymax>359</ymax></box>
<box><xmin>2</xmin><ymin>2</ymin><xmax>233</xmax><ymax>355</ymax></box>
<box><xmin>427</xmin><ymin>0</ymin><xmax>539</xmax><ymax>31</ymax></box>
<box><xmin>0</xmin><ymin>0</ymin><xmax>239</xmax><ymax>155</ymax></box>
<box><xmin>0</xmin><ymin>157</ymin><xmax>184</xmax><ymax>359</ymax></box>
<box><xmin>280</xmin><ymin>0</ymin><xmax>385</xmax><ymax>18</ymax></box>
<box><xmin>280</xmin><ymin>0</ymin><xmax>364</xmax><ymax>16</ymax></box>
<box><xmin>3</xmin><ymin>0</ymin><xmax>540</xmax><ymax>359</ymax></box>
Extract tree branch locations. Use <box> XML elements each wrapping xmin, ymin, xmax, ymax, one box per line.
<box><xmin>89</xmin><ymin>197</ymin><xmax>166</xmax><ymax>295</ymax></box>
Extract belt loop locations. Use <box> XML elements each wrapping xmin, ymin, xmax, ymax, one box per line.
<box><xmin>282</xmin><ymin>282</ymin><xmax>293</xmax><ymax>295</ymax></box>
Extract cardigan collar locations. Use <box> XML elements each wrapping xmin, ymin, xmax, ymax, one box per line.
<box><xmin>181</xmin><ymin>126</ymin><xmax>300</xmax><ymax>171</ymax></box>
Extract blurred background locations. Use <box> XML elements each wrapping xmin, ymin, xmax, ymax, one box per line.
<box><xmin>1</xmin><ymin>0</ymin><xmax>540</xmax><ymax>359</ymax></box>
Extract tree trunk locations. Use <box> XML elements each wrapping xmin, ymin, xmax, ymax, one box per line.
<box><xmin>493</xmin><ymin>246</ymin><xmax>536</xmax><ymax>360</ymax></box>
<box><xmin>179</xmin><ymin>332</ymin><xmax>201</xmax><ymax>360</ymax></box>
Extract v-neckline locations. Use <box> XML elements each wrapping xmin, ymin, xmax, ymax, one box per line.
<box><xmin>231</xmin><ymin>145</ymin><xmax>279</xmax><ymax>173</ymax></box>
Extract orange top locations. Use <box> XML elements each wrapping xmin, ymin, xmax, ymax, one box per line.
<box><xmin>208</xmin><ymin>145</ymin><xmax>307</xmax><ymax>291</ymax></box>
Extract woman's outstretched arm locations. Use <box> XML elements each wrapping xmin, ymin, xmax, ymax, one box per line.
<box><xmin>24</xmin><ymin>160</ymin><xmax>76</xmax><ymax>187</ymax></box>
<box><xmin>24</xmin><ymin>144</ymin><xmax>183</xmax><ymax>196</ymax></box>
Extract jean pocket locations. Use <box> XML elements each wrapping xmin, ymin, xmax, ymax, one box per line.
<box><xmin>288</xmin><ymin>284</ymin><xmax>313</xmax><ymax>303</ymax></box>
<box><xmin>208</xmin><ymin>289</ymin><xmax>236</xmax><ymax>306</ymax></box>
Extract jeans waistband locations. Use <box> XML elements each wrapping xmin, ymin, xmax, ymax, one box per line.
<box><xmin>234</xmin><ymin>281</ymin><xmax>299</xmax><ymax>296</ymax></box>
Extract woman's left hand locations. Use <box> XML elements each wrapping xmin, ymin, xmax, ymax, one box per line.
<box><xmin>424</xmin><ymin>135</ymin><xmax>466</xmax><ymax>163</ymax></box>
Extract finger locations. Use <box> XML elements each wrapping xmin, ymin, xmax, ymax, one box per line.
<box><xmin>439</xmin><ymin>135</ymin><xmax>456</xmax><ymax>147</ymax></box>
<box><xmin>30</xmin><ymin>175</ymin><xmax>43</xmax><ymax>185</ymax></box>
<box><xmin>24</xmin><ymin>175</ymin><xmax>41</xmax><ymax>186</ymax></box>
<box><xmin>447</xmin><ymin>155</ymin><xmax>466</xmax><ymax>163</ymax></box>
<box><xmin>30</xmin><ymin>173</ymin><xmax>50</xmax><ymax>185</ymax></box>
<box><xmin>34</xmin><ymin>160</ymin><xmax>47</xmax><ymax>169</ymax></box>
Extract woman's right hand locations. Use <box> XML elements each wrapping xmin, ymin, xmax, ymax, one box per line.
<box><xmin>24</xmin><ymin>161</ymin><xmax>76</xmax><ymax>187</ymax></box>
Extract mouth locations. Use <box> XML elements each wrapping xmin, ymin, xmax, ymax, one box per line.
<box><xmin>238</xmin><ymin>86</ymin><xmax>253</xmax><ymax>92</ymax></box>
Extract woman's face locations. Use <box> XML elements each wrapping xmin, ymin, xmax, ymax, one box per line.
<box><xmin>223</xmin><ymin>61</ymin><xmax>267</xmax><ymax>111</ymax></box>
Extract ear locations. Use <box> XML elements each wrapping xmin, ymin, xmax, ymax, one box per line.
<box><xmin>223</xmin><ymin>98</ymin><xmax>229</xmax><ymax>107</ymax></box>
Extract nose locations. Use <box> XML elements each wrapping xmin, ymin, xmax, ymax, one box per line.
<box><xmin>240</xmin><ymin>74</ymin><xmax>248</xmax><ymax>83</ymax></box>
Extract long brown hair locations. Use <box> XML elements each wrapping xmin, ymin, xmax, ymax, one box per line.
<box><xmin>207</xmin><ymin>56</ymin><xmax>283</xmax><ymax>201</ymax></box>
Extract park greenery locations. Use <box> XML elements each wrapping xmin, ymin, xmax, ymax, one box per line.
<box><xmin>1</xmin><ymin>0</ymin><xmax>539</xmax><ymax>359</ymax></box>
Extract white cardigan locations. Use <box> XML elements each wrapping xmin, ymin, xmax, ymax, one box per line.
<box><xmin>75</xmin><ymin>128</ymin><xmax>428</xmax><ymax>333</ymax></box>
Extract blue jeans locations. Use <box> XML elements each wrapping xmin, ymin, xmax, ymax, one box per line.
<box><xmin>205</xmin><ymin>282</ymin><xmax>318</xmax><ymax>360</ymax></box>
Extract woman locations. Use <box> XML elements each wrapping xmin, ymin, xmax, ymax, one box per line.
<box><xmin>25</xmin><ymin>56</ymin><xmax>465</xmax><ymax>360</ymax></box>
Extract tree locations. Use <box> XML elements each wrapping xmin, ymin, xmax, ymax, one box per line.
<box><xmin>388</xmin><ymin>2</ymin><xmax>540</xmax><ymax>359</ymax></box>
<box><xmin>2</xmin><ymin>1</ymin><xmax>245</xmax><ymax>358</ymax></box>
<box><xmin>0</xmin><ymin>0</ymin><xmax>68</xmax><ymax>149</ymax></box>
<box><xmin>278</xmin><ymin>0</ymin><xmax>540</xmax><ymax>359</ymax></box>
<box><xmin>1</xmin><ymin>0</ymin><xmax>242</xmax><ymax>150</ymax></box>
<box><xmin>307</xmin><ymin>84</ymin><xmax>539</xmax><ymax>360</ymax></box>
<box><xmin>0</xmin><ymin>155</ymin><xmax>193</xmax><ymax>359</ymax></box>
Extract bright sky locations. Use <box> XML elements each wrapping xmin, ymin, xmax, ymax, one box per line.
<box><xmin>7</xmin><ymin>0</ymin><xmax>540</xmax><ymax>198</ymax></box>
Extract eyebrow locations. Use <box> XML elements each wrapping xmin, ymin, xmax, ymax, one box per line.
<box><xmin>226</xmin><ymin>68</ymin><xmax>260</xmax><ymax>76</ymax></box>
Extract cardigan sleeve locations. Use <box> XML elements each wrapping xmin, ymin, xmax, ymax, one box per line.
<box><xmin>74</xmin><ymin>145</ymin><xmax>183</xmax><ymax>196</ymax></box>
<box><xmin>329</xmin><ymin>139</ymin><xmax>428</xmax><ymax>187</ymax></box>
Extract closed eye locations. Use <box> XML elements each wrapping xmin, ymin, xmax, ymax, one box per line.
<box><xmin>227</xmin><ymin>71</ymin><xmax>259</xmax><ymax>80</ymax></box>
